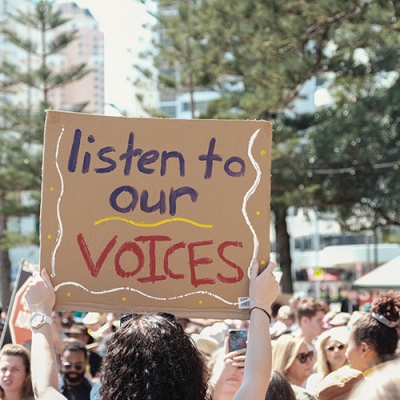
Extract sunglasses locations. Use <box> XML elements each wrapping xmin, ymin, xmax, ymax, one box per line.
<box><xmin>326</xmin><ymin>343</ymin><xmax>346</xmax><ymax>352</ymax></box>
<box><xmin>62</xmin><ymin>362</ymin><xmax>85</xmax><ymax>372</ymax></box>
<box><xmin>120</xmin><ymin>312</ymin><xmax>176</xmax><ymax>326</ymax></box>
<box><xmin>296</xmin><ymin>351</ymin><xmax>314</xmax><ymax>363</ymax></box>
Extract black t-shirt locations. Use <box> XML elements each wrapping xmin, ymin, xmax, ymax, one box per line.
<box><xmin>89</xmin><ymin>350</ymin><xmax>103</xmax><ymax>377</ymax></box>
<box><xmin>60</xmin><ymin>376</ymin><xmax>92</xmax><ymax>400</ymax></box>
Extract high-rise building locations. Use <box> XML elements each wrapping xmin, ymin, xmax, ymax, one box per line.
<box><xmin>50</xmin><ymin>2</ymin><xmax>105</xmax><ymax>114</ymax></box>
<box><xmin>0</xmin><ymin>1</ymin><xmax>104</xmax><ymax>114</ymax></box>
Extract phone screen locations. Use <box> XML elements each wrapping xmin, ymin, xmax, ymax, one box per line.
<box><xmin>229</xmin><ymin>329</ymin><xmax>247</xmax><ymax>352</ymax></box>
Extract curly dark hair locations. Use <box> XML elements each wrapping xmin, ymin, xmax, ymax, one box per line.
<box><xmin>352</xmin><ymin>292</ymin><xmax>400</xmax><ymax>363</ymax></box>
<box><xmin>99</xmin><ymin>312</ymin><xmax>211</xmax><ymax>400</ymax></box>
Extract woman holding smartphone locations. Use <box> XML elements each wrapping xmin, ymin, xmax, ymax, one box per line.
<box><xmin>208</xmin><ymin>331</ymin><xmax>247</xmax><ymax>400</ymax></box>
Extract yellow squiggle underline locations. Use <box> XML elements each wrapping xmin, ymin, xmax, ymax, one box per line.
<box><xmin>94</xmin><ymin>216</ymin><xmax>213</xmax><ymax>229</ymax></box>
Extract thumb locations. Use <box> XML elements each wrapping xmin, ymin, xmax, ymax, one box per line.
<box><xmin>41</xmin><ymin>268</ymin><xmax>55</xmax><ymax>290</ymax></box>
<box><xmin>249</xmin><ymin>258</ymin><xmax>260</xmax><ymax>280</ymax></box>
<box><xmin>264</xmin><ymin>260</ymin><xmax>277</xmax><ymax>274</ymax></box>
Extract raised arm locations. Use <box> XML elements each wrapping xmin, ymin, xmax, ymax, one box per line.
<box><xmin>233</xmin><ymin>259</ymin><xmax>280</xmax><ymax>400</ymax></box>
<box><xmin>24</xmin><ymin>268</ymin><xmax>67</xmax><ymax>400</ymax></box>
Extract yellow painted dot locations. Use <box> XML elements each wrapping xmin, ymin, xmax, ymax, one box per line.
<box><xmin>122</xmin><ymin>297</ymin><xmax>127</xmax><ymax>302</ymax></box>
<box><xmin>256</xmin><ymin>211</ymin><xmax>261</xmax><ymax>216</ymax></box>
<box><xmin>50</xmin><ymin>187</ymin><xmax>54</xmax><ymax>191</ymax></box>
<box><xmin>260</xmin><ymin>150</ymin><xmax>266</xmax><ymax>156</ymax></box>
<box><xmin>260</xmin><ymin>260</ymin><xmax>266</xmax><ymax>265</ymax></box>
<box><xmin>67</xmin><ymin>292</ymin><xmax>71</xmax><ymax>297</ymax></box>
<box><xmin>199</xmin><ymin>300</ymin><xmax>203</xmax><ymax>305</ymax></box>
<box><xmin>47</xmin><ymin>234</ymin><xmax>52</xmax><ymax>239</ymax></box>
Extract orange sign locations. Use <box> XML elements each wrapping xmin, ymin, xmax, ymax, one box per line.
<box><xmin>8</xmin><ymin>277</ymin><xmax>33</xmax><ymax>346</ymax></box>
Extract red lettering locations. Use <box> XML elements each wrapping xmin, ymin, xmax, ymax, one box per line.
<box><xmin>77</xmin><ymin>233</ymin><xmax>244</xmax><ymax>288</ymax></box>
<box><xmin>217</xmin><ymin>241</ymin><xmax>244</xmax><ymax>283</ymax></box>
<box><xmin>164</xmin><ymin>242</ymin><xmax>186</xmax><ymax>279</ymax></box>
<box><xmin>135</xmin><ymin>235</ymin><xmax>170</xmax><ymax>283</ymax></box>
<box><xmin>77</xmin><ymin>234</ymin><xmax>117</xmax><ymax>277</ymax></box>
<box><xmin>115</xmin><ymin>241</ymin><xmax>145</xmax><ymax>278</ymax></box>
<box><xmin>188</xmin><ymin>241</ymin><xmax>215</xmax><ymax>287</ymax></box>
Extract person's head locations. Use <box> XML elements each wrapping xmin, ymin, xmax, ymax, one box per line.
<box><xmin>345</xmin><ymin>293</ymin><xmax>400</xmax><ymax>372</ymax></box>
<box><xmin>65</xmin><ymin>323</ymin><xmax>94</xmax><ymax>345</ymax></box>
<box><xmin>316</xmin><ymin>327</ymin><xmax>348</xmax><ymax>377</ymax></box>
<box><xmin>61</xmin><ymin>340</ymin><xmax>89</xmax><ymax>386</ymax></box>
<box><xmin>272</xmin><ymin>334</ymin><xmax>314</xmax><ymax>386</ymax></box>
<box><xmin>0</xmin><ymin>344</ymin><xmax>34</xmax><ymax>399</ymax></box>
<box><xmin>297</xmin><ymin>298</ymin><xmax>326</xmax><ymax>342</ymax></box>
<box><xmin>99</xmin><ymin>312</ymin><xmax>211</xmax><ymax>400</ymax></box>
<box><xmin>271</xmin><ymin>302</ymin><xmax>282</xmax><ymax>320</ymax></box>
<box><xmin>207</xmin><ymin>346</ymin><xmax>244</xmax><ymax>400</ymax></box>
<box><xmin>265</xmin><ymin>370</ymin><xmax>296</xmax><ymax>400</ymax></box>
<box><xmin>82</xmin><ymin>312</ymin><xmax>102</xmax><ymax>332</ymax></box>
<box><xmin>191</xmin><ymin>333</ymin><xmax>220</xmax><ymax>365</ymax></box>
<box><xmin>277</xmin><ymin>305</ymin><xmax>296</xmax><ymax>328</ymax></box>
<box><xmin>51</xmin><ymin>311</ymin><xmax>64</xmax><ymax>331</ymax></box>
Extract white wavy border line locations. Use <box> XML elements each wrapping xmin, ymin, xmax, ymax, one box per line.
<box><xmin>242</xmin><ymin>129</ymin><xmax>262</xmax><ymax>279</ymax></box>
<box><xmin>51</xmin><ymin>126</ymin><xmax>65</xmax><ymax>277</ymax></box>
<box><xmin>54</xmin><ymin>282</ymin><xmax>238</xmax><ymax>305</ymax></box>
<box><xmin>51</xmin><ymin>127</ymin><xmax>261</xmax><ymax>306</ymax></box>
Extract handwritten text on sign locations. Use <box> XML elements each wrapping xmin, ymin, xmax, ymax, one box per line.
<box><xmin>40</xmin><ymin>111</ymin><xmax>272</xmax><ymax>319</ymax></box>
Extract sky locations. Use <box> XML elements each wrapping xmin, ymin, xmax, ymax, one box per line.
<box><xmin>57</xmin><ymin>0</ymin><xmax>155</xmax><ymax>114</ymax></box>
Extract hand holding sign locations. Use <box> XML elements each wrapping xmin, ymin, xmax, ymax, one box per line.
<box><xmin>24</xmin><ymin>269</ymin><xmax>55</xmax><ymax>316</ymax></box>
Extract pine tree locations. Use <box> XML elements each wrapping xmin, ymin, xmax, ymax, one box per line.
<box><xmin>306</xmin><ymin>2</ymin><xmax>400</xmax><ymax>232</ymax></box>
<box><xmin>137</xmin><ymin>0</ymin><xmax>220</xmax><ymax>117</ymax></box>
<box><xmin>194</xmin><ymin>0</ymin><xmax>375</xmax><ymax>292</ymax></box>
<box><xmin>149</xmin><ymin>0</ymin><xmax>400</xmax><ymax>293</ymax></box>
<box><xmin>0</xmin><ymin>0</ymin><xmax>91</xmax><ymax>308</ymax></box>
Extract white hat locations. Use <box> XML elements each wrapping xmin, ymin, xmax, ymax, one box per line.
<box><xmin>82</xmin><ymin>312</ymin><xmax>101</xmax><ymax>325</ymax></box>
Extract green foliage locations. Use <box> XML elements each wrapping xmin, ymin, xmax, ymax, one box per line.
<box><xmin>1</xmin><ymin>0</ymin><xmax>91</xmax><ymax>106</ymax></box>
<box><xmin>0</xmin><ymin>0</ymin><xmax>91</xmax><ymax>307</ymax></box>
<box><xmin>146</xmin><ymin>0</ymin><xmax>400</xmax><ymax>293</ymax></box>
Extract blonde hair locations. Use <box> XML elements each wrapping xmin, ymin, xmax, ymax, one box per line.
<box><xmin>0</xmin><ymin>344</ymin><xmax>34</xmax><ymax>400</ymax></box>
<box><xmin>316</xmin><ymin>327</ymin><xmax>348</xmax><ymax>378</ymax></box>
<box><xmin>272</xmin><ymin>334</ymin><xmax>305</xmax><ymax>375</ymax></box>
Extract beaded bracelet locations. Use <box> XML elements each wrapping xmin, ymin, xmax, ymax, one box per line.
<box><xmin>249</xmin><ymin>306</ymin><xmax>272</xmax><ymax>324</ymax></box>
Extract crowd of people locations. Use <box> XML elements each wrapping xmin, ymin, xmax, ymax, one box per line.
<box><xmin>0</xmin><ymin>259</ymin><xmax>399</xmax><ymax>399</ymax></box>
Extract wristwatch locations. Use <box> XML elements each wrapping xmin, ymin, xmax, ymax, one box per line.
<box><xmin>30</xmin><ymin>313</ymin><xmax>53</xmax><ymax>329</ymax></box>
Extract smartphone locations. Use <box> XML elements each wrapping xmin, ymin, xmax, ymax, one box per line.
<box><xmin>228</xmin><ymin>329</ymin><xmax>248</xmax><ymax>352</ymax></box>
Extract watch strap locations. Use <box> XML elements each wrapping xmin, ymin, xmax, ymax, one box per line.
<box><xmin>30</xmin><ymin>312</ymin><xmax>53</xmax><ymax>329</ymax></box>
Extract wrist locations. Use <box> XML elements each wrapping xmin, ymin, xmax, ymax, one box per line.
<box><xmin>250</xmin><ymin>303</ymin><xmax>272</xmax><ymax>314</ymax></box>
<box><xmin>249</xmin><ymin>306</ymin><xmax>272</xmax><ymax>324</ymax></box>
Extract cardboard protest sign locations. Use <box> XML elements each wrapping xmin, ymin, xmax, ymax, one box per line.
<box><xmin>40</xmin><ymin>111</ymin><xmax>272</xmax><ymax>319</ymax></box>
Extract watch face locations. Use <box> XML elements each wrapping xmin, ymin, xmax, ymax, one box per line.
<box><xmin>31</xmin><ymin>313</ymin><xmax>43</xmax><ymax>328</ymax></box>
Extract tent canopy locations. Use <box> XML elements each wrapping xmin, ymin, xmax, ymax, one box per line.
<box><xmin>352</xmin><ymin>255</ymin><xmax>400</xmax><ymax>290</ymax></box>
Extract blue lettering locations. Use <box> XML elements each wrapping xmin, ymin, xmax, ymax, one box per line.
<box><xmin>198</xmin><ymin>138</ymin><xmax>222</xmax><ymax>179</ymax></box>
<box><xmin>224</xmin><ymin>156</ymin><xmax>245</xmax><ymax>177</ymax></box>
<box><xmin>96</xmin><ymin>147</ymin><xmax>117</xmax><ymax>173</ymax></box>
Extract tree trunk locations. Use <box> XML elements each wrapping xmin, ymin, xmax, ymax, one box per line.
<box><xmin>0</xmin><ymin>194</ymin><xmax>12</xmax><ymax>310</ymax></box>
<box><xmin>274</xmin><ymin>206</ymin><xmax>293</xmax><ymax>293</ymax></box>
